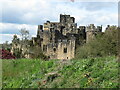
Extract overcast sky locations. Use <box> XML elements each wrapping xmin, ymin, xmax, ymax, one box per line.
<box><xmin>0</xmin><ymin>0</ymin><xmax>118</xmax><ymax>44</ymax></box>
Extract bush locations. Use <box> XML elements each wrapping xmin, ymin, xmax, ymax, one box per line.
<box><xmin>13</xmin><ymin>48</ymin><xmax>22</xmax><ymax>58</ymax></box>
<box><xmin>0</xmin><ymin>49</ymin><xmax>16</xmax><ymax>59</ymax></box>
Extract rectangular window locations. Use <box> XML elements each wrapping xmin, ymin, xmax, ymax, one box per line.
<box><xmin>64</xmin><ymin>48</ymin><xmax>67</xmax><ymax>53</ymax></box>
<box><xmin>43</xmin><ymin>45</ymin><xmax>47</xmax><ymax>52</ymax></box>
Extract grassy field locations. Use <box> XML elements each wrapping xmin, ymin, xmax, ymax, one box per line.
<box><xmin>2</xmin><ymin>56</ymin><xmax>119</xmax><ymax>88</ymax></box>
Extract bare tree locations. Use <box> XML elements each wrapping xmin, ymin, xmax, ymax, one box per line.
<box><xmin>19</xmin><ymin>28</ymin><xmax>30</xmax><ymax>58</ymax></box>
<box><xmin>20</xmin><ymin>28</ymin><xmax>29</xmax><ymax>41</ymax></box>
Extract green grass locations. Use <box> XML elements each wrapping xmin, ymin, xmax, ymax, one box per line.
<box><xmin>2</xmin><ymin>56</ymin><xmax>119</xmax><ymax>88</ymax></box>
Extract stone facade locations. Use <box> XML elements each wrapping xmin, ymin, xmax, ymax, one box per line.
<box><xmin>11</xmin><ymin>14</ymin><xmax>102</xmax><ymax>60</ymax></box>
<box><xmin>35</xmin><ymin>14</ymin><xmax>79</xmax><ymax>60</ymax></box>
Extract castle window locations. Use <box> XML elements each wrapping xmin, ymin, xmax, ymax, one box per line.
<box><xmin>53</xmin><ymin>48</ymin><xmax>56</xmax><ymax>52</ymax></box>
<box><xmin>64</xmin><ymin>18</ymin><xmax>66</xmax><ymax>22</ymax></box>
<box><xmin>43</xmin><ymin>45</ymin><xmax>47</xmax><ymax>52</ymax></box>
<box><xmin>64</xmin><ymin>48</ymin><xmax>67</xmax><ymax>53</ymax></box>
<box><xmin>48</xmin><ymin>56</ymin><xmax>50</xmax><ymax>59</ymax></box>
<box><xmin>50</xmin><ymin>37</ymin><xmax>52</xmax><ymax>41</ymax></box>
<box><xmin>50</xmin><ymin>28</ymin><xmax>52</xmax><ymax>32</ymax></box>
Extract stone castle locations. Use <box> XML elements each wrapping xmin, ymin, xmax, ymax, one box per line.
<box><xmin>11</xmin><ymin>14</ymin><xmax>102</xmax><ymax>60</ymax></box>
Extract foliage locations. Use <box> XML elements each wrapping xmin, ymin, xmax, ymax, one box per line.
<box><xmin>29</xmin><ymin>45</ymin><xmax>48</xmax><ymax>60</ymax></box>
<box><xmin>0</xmin><ymin>49</ymin><xmax>16</xmax><ymax>59</ymax></box>
<box><xmin>13</xmin><ymin>48</ymin><xmax>22</xmax><ymax>58</ymax></box>
<box><xmin>75</xmin><ymin>26</ymin><xmax>119</xmax><ymax>59</ymax></box>
<box><xmin>2</xmin><ymin>56</ymin><xmax>119</xmax><ymax>88</ymax></box>
<box><xmin>11</xmin><ymin>29</ymin><xmax>47</xmax><ymax>59</ymax></box>
<box><xmin>1</xmin><ymin>41</ymin><xmax>12</xmax><ymax>52</ymax></box>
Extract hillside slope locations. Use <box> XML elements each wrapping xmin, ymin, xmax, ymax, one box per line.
<box><xmin>2</xmin><ymin>56</ymin><xmax>119</xmax><ymax>88</ymax></box>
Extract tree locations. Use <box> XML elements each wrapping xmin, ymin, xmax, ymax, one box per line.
<box><xmin>19</xmin><ymin>28</ymin><xmax>30</xmax><ymax>58</ymax></box>
<box><xmin>20</xmin><ymin>28</ymin><xmax>30</xmax><ymax>41</ymax></box>
<box><xmin>2</xmin><ymin>41</ymin><xmax>12</xmax><ymax>52</ymax></box>
<box><xmin>11</xmin><ymin>35</ymin><xmax>22</xmax><ymax>58</ymax></box>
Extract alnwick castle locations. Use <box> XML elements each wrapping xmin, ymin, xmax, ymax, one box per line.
<box><xmin>11</xmin><ymin>14</ymin><xmax>112</xmax><ymax>60</ymax></box>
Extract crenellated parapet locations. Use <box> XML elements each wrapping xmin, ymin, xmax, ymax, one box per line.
<box><xmin>86</xmin><ymin>24</ymin><xmax>102</xmax><ymax>32</ymax></box>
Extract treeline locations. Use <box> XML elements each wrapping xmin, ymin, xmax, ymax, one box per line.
<box><xmin>75</xmin><ymin>26</ymin><xmax>119</xmax><ymax>59</ymax></box>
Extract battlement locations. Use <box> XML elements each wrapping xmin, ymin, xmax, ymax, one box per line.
<box><xmin>79</xmin><ymin>26</ymin><xmax>86</xmax><ymax>29</ymax></box>
<box><xmin>86</xmin><ymin>24</ymin><xmax>102</xmax><ymax>32</ymax></box>
<box><xmin>86</xmin><ymin>24</ymin><xmax>102</xmax><ymax>43</ymax></box>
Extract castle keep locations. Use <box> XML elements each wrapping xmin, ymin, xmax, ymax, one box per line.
<box><xmin>12</xmin><ymin>14</ymin><xmax>102</xmax><ymax>60</ymax></box>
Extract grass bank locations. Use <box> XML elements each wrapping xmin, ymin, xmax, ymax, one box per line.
<box><xmin>2</xmin><ymin>56</ymin><xmax>119</xmax><ymax>88</ymax></box>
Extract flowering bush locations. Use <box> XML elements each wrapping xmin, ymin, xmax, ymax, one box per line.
<box><xmin>0</xmin><ymin>49</ymin><xmax>16</xmax><ymax>59</ymax></box>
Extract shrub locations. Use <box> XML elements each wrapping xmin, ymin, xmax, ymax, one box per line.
<box><xmin>0</xmin><ymin>49</ymin><xmax>16</xmax><ymax>59</ymax></box>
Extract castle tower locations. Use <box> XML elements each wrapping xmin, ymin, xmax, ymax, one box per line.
<box><xmin>60</xmin><ymin>14</ymin><xmax>75</xmax><ymax>23</ymax></box>
<box><xmin>86</xmin><ymin>24</ymin><xmax>102</xmax><ymax>43</ymax></box>
<box><xmin>60</xmin><ymin>14</ymin><xmax>77</xmax><ymax>35</ymax></box>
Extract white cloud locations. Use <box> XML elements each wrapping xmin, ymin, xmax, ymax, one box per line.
<box><xmin>1</xmin><ymin>0</ymin><xmax>118</xmax><ymax>25</ymax></box>
<box><xmin>1</xmin><ymin>0</ymin><xmax>118</xmax><ymax>43</ymax></box>
<box><xmin>96</xmin><ymin>14</ymin><xmax>118</xmax><ymax>25</ymax></box>
<box><xmin>1</xmin><ymin>23</ymin><xmax>37</xmax><ymax>35</ymax></box>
